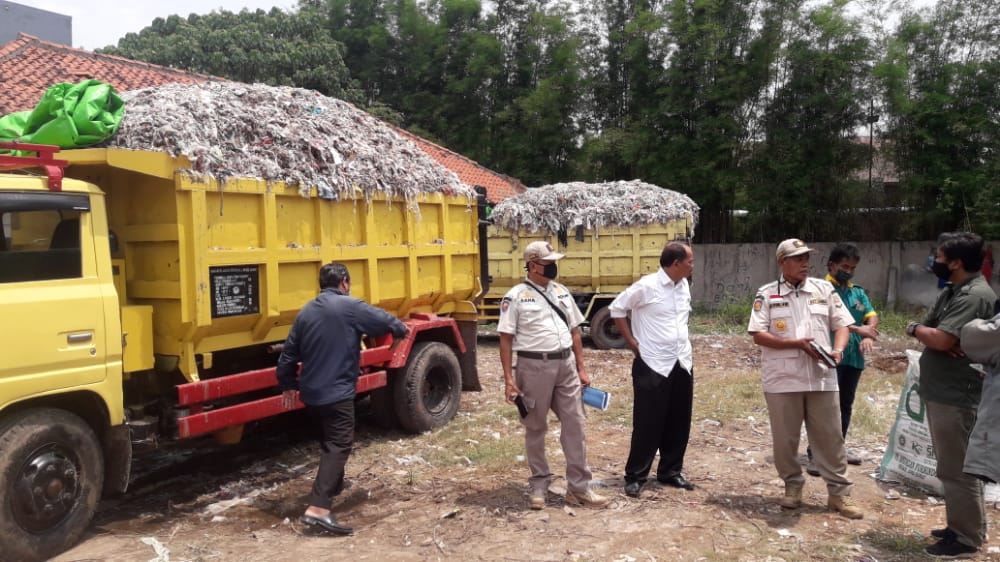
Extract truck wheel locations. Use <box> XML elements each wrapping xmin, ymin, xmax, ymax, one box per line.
<box><xmin>590</xmin><ymin>307</ymin><xmax>627</xmax><ymax>350</ymax></box>
<box><xmin>393</xmin><ymin>342</ymin><xmax>462</xmax><ymax>433</ymax></box>
<box><xmin>0</xmin><ymin>409</ymin><xmax>104</xmax><ymax>562</ymax></box>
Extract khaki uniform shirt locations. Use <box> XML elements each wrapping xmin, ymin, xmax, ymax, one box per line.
<box><xmin>497</xmin><ymin>279</ymin><xmax>584</xmax><ymax>352</ymax></box>
<box><xmin>747</xmin><ymin>276</ymin><xmax>854</xmax><ymax>393</ymax></box>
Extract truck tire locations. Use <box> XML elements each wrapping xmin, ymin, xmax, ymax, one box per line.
<box><xmin>393</xmin><ymin>342</ymin><xmax>462</xmax><ymax>434</ymax></box>
<box><xmin>0</xmin><ymin>408</ymin><xmax>104</xmax><ymax>562</ymax></box>
<box><xmin>590</xmin><ymin>307</ymin><xmax>627</xmax><ymax>350</ymax></box>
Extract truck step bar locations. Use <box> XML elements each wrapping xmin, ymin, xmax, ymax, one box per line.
<box><xmin>173</xmin><ymin>313</ymin><xmax>464</xmax><ymax>439</ymax></box>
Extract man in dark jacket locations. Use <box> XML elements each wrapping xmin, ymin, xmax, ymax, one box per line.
<box><xmin>277</xmin><ymin>263</ymin><xmax>408</xmax><ymax>535</ymax></box>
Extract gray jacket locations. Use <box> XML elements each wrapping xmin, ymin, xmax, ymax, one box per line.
<box><xmin>960</xmin><ymin>313</ymin><xmax>1000</xmax><ymax>484</ymax></box>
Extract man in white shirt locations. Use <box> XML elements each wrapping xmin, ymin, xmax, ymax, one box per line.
<box><xmin>609</xmin><ymin>242</ymin><xmax>695</xmax><ymax>498</ymax></box>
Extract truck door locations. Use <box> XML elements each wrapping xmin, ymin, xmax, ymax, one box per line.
<box><xmin>0</xmin><ymin>192</ymin><xmax>109</xmax><ymax>398</ymax></box>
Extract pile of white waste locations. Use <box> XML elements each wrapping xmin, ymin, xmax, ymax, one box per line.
<box><xmin>490</xmin><ymin>180</ymin><xmax>699</xmax><ymax>233</ymax></box>
<box><xmin>105</xmin><ymin>82</ymin><xmax>472</xmax><ymax>201</ymax></box>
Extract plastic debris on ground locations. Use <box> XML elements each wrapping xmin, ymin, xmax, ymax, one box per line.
<box><xmin>140</xmin><ymin>536</ymin><xmax>170</xmax><ymax>562</ymax></box>
<box><xmin>489</xmin><ymin>180</ymin><xmax>699</xmax><ymax>234</ymax></box>
<box><xmin>102</xmin><ymin>82</ymin><xmax>473</xmax><ymax>202</ymax></box>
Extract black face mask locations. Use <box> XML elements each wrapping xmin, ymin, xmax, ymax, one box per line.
<box><xmin>540</xmin><ymin>263</ymin><xmax>558</xmax><ymax>279</ymax></box>
<box><xmin>931</xmin><ymin>260</ymin><xmax>952</xmax><ymax>282</ymax></box>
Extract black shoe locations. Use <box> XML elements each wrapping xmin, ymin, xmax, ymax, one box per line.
<box><xmin>658</xmin><ymin>474</ymin><xmax>695</xmax><ymax>490</ymax></box>
<box><xmin>931</xmin><ymin>527</ymin><xmax>957</xmax><ymax>540</ymax></box>
<box><xmin>624</xmin><ymin>481</ymin><xmax>642</xmax><ymax>498</ymax></box>
<box><xmin>925</xmin><ymin>536</ymin><xmax>977</xmax><ymax>558</ymax></box>
<box><xmin>301</xmin><ymin>513</ymin><xmax>353</xmax><ymax>536</ymax></box>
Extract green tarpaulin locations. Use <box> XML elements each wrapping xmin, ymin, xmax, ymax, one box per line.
<box><xmin>0</xmin><ymin>79</ymin><xmax>124</xmax><ymax>148</ymax></box>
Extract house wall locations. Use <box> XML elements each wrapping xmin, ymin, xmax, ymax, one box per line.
<box><xmin>692</xmin><ymin>240</ymin><xmax>1000</xmax><ymax>311</ymax></box>
<box><xmin>0</xmin><ymin>1</ymin><xmax>71</xmax><ymax>46</ymax></box>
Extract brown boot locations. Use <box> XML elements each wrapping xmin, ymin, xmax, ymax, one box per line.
<box><xmin>828</xmin><ymin>495</ymin><xmax>863</xmax><ymax>519</ymax></box>
<box><xmin>779</xmin><ymin>483</ymin><xmax>803</xmax><ymax>509</ymax></box>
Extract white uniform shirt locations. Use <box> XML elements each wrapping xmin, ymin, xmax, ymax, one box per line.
<box><xmin>747</xmin><ymin>276</ymin><xmax>855</xmax><ymax>393</ymax></box>
<box><xmin>497</xmin><ymin>279</ymin><xmax>584</xmax><ymax>352</ymax></box>
<box><xmin>609</xmin><ymin>268</ymin><xmax>692</xmax><ymax>376</ymax></box>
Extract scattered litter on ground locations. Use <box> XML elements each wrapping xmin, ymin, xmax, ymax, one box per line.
<box><xmin>489</xmin><ymin>180</ymin><xmax>699</xmax><ymax>233</ymax></box>
<box><xmin>140</xmin><ymin>536</ymin><xmax>170</xmax><ymax>562</ymax></box>
<box><xmin>104</xmin><ymin>82</ymin><xmax>472</xmax><ymax>202</ymax></box>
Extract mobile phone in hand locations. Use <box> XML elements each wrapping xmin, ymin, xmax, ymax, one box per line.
<box><xmin>513</xmin><ymin>395</ymin><xmax>529</xmax><ymax>418</ymax></box>
<box><xmin>809</xmin><ymin>341</ymin><xmax>837</xmax><ymax>368</ymax></box>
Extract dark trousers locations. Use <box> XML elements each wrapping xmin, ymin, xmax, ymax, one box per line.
<box><xmin>306</xmin><ymin>398</ymin><xmax>355</xmax><ymax>509</ymax></box>
<box><xmin>624</xmin><ymin>358</ymin><xmax>693</xmax><ymax>484</ymax></box>
<box><xmin>836</xmin><ymin>365</ymin><xmax>863</xmax><ymax>437</ymax></box>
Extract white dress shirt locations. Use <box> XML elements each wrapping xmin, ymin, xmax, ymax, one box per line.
<box><xmin>609</xmin><ymin>268</ymin><xmax>692</xmax><ymax>377</ymax></box>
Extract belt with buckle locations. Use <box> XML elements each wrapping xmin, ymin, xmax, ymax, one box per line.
<box><xmin>516</xmin><ymin>348</ymin><xmax>572</xmax><ymax>360</ymax></box>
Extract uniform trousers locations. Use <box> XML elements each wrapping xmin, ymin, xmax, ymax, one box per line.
<box><xmin>807</xmin><ymin>365</ymin><xmax>863</xmax><ymax>460</ymax></box>
<box><xmin>624</xmin><ymin>358</ymin><xmax>692</xmax><ymax>484</ymax></box>
<box><xmin>926</xmin><ymin>400</ymin><xmax>986</xmax><ymax>548</ymax></box>
<box><xmin>764</xmin><ymin>391</ymin><xmax>852</xmax><ymax>495</ymax></box>
<box><xmin>305</xmin><ymin>398</ymin><xmax>355</xmax><ymax>509</ymax></box>
<box><xmin>515</xmin><ymin>354</ymin><xmax>592</xmax><ymax>495</ymax></box>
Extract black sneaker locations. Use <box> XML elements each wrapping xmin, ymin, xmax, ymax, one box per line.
<box><xmin>931</xmin><ymin>527</ymin><xmax>956</xmax><ymax>540</ymax></box>
<box><xmin>925</xmin><ymin>536</ymin><xmax>977</xmax><ymax>559</ymax></box>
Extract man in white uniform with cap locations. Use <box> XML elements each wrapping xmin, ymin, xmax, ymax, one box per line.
<box><xmin>747</xmin><ymin>239</ymin><xmax>862</xmax><ymax>519</ymax></box>
<box><xmin>498</xmin><ymin>241</ymin><xmax>609</xmax><ymax>511</ymax></box>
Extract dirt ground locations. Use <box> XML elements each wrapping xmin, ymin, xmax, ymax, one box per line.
<box><xmin>53</xmin><ymin>334</ymin><xmax>999</xmax><ymax>562</ymax></box>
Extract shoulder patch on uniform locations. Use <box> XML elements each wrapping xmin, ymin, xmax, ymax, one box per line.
<box><xmin>501</xmin><ymin>296</ymin><xmax>511</xmax><ymax>314</ymax></box>
<box><xmin>753</xmin><ymin>295</ymin><xmax>764</xmax><ymax>311</ymax></box>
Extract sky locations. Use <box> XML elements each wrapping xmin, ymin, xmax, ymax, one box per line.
<box><xmin>12</xmin><ymin>0</ymin><xmax>301</xmax><ymax>50</ymax></box>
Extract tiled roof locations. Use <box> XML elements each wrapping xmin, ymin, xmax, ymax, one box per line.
<box><xmin>1</xmin><ymin>33</ymin><xmax>526</xmax><ymax>202</ymax></box>
<box><xmin>0</xmin><ymin>33</ymin><xmax>215</xmax><ymax>115</ymax></box>
<box><xmin>393</xmin><ymin>127</ymin><xmax>526</xmax><ymax>204</ymax></box>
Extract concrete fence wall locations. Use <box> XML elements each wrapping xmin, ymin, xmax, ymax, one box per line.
<box><xmin>691</xmin><ymin>240</ymin><xmax>1000</xmax><ymax>311</ymax></box>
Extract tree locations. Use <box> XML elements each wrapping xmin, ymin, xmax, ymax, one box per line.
<box><xmin>100</xmin><ymin>7</ymin><xmax>354</xmax><ymax>100</ymax></box>
<box><xmin>744</xmin><ymin>2</ymin><xmax>875</xmax><ymax>241</ymax></box>
<box><xmin>877</xmin><ymin>0</ymin><xmax>1000</xmax><ymax>238</ymax></box>
<box><xmin>653</xmin><ymin>0</ymin><xmax>798</xmax><ymax>243</ymax></box>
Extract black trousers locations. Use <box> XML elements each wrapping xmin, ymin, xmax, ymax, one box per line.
<box><xmin>624</xmin><ymin>358</ymin><xmax>693</xmax><ymax>484</ymax></box>
<box><xmin>306</xmin><ymin>398</ymin><xmax>355</xmax><ymax>509</ymax></box>
<box><xmin>836</xmin><ymin>364</ymin><xmax>863</xmax><ymax>437</ymax></box>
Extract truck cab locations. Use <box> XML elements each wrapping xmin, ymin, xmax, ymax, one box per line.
<box><xmin>0</xmin><ymin>143</ymin><xmax>129</xmax><ymax>561</ymax></box>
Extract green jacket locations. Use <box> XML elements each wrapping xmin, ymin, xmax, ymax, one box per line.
<box><xmin>826</xmin><ymin>274</ymin><xmax>877</xmax><ymax>370</ymax></box>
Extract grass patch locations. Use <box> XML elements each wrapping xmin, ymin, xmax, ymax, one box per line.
<box><xmin>691</xmin><ymin>299</ymin><xmax>754</xmax><ymax>335</ymax></box>
<box><xmin>860</xmin><ymin>527</ymin><xmax>929</xmax><ymax>556</ymax></box>
<box><xmin>844</xmin><ymin>370</ymin><xmax>906</xmax><ymax>441</ymax></box>
<box><xmin>418</xmin><ymin>411</ymin><xmax>524</xmax><ymax>471</ymax></box>
<box><xmin>693</xmin><ymin>368</ymin><xmax>768</xmax><ymax>424</ymax></box>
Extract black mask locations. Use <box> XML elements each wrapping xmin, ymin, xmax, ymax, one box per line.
<box><xmin>541</xmin><ymin>263</ymin><xmax>558</xmax><ymax>279</ymax></box>
<box><xmin>931</xmin><ymin>260</ymin><xmax>952</xmax><ymax>282</ymax></box>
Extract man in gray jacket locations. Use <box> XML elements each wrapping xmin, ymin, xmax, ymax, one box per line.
<box><xmin>961</xmin><ymin>311</ymin><xmax>1000</xmax><ymax>485</ymax></box>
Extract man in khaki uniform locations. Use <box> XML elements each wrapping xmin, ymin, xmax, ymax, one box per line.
<box><xmin>498</xmin><ymin>241</ymin><xmax>609</xmax><ymax>511</ymax></box>
<box><xmin>747</xmin><ymin>239</ymin><xmax>862</xmax><ymax>519</ymax></box>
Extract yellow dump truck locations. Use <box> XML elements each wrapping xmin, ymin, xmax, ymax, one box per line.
<box><xmin>0</xmin><ymin>143</ymin><xmax>484</xmax><ymax>560</ymax></box>
<box><xmin>481</xmin><ymin>181</ymin><xmax>698</xmax><ymax>348</ymax></box>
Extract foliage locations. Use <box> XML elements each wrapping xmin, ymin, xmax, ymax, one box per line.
<box><xmin>100</xmin><ymin>7</ymin><xmax>355</xmax><ymax>100</ymax></box>
<box><xmin>99</xmin><ymin>0</ymin><xmax>1000</xmax><ymax>242</ymax></box>
<box><xmin>876</xmin><ymin>0</ymin><xmax>1000</xmax><ymax>239</ymax></box>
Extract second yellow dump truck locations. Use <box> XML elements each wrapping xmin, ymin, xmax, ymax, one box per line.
<box><xmin>0</xmin><ymin>144</ymin><xmax>485</xmax><ymax>561</ymax></box>
<box><xmin>481</xmin><ymin>181</ymin><xmax>699</xmax><ymax>348</ymax></box>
